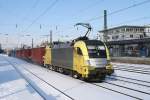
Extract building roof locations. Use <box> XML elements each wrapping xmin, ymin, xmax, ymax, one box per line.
<box><xmin>99</xmin><ymin>25</ymin><xmax>150</xmax><ymax>33</ymax></box>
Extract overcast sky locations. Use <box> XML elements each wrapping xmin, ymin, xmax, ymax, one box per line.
<box><xmin>0</xmin><ymin>0</ymin><xmax>150</xmax><ymax>49</ymax></box>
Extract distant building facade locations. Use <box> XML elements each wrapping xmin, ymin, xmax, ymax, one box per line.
<box><xmin>99</xmin><ymin>25</ymin><xmax>150</xmax><ymax>57</ymax></box>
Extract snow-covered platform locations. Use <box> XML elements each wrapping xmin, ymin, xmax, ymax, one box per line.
<box><xmin>1</xmin><ymin>54</ymin><xmax>150</xmax><ymax>100</ymax></box>
<box><xmin>0</xmin><ymin>55</ymin><xmax>43</xmax><ymax>100</ymax></box>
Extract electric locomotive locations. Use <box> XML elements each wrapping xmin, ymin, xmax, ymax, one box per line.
<box><xmin>43</xmin><ymin>23</ymin><xmax>114</xmax><ymax>80</ymax></box>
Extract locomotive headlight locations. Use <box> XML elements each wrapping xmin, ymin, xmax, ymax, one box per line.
<box><xmin>86</xmin><ymin>60</ymin><xmax>91</xmax><ymax>65</ymax></box>
<box><xmin>106</xmin><ymin>60</ymin><xmax>113</xmax><ymax>69</ymax></box>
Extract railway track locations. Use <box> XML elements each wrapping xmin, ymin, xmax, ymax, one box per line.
<box><xmin>90</xmin><ymin>70</ymin><xmax>150</xmax><ymax>100</ymax></box>
<box><xmin>3</xmin><ymin>58</ymin><xmax>47</xmax><ymax>100</ymax></box>
<box><xmin>17</xmin><ymin>61</ymin><xmax>150</xmax><ymax>100</ymax></box>
<box><xmin>114</xmin><ymin>65</ymin><xmax>150</xmax><ymax>71</ymax></box>
<box><xmin>104</xmin><ymin>79</ymin><xmax>150</xmax><ymax>95</ymax></box>
<box><xmin>106</xmin><ymin>76</ymin><xmax>150</xmax><ymax>88</ymax></box>
<box><xmin>17</xmin><ymin>60</ymin><xmax>144</xmax><ymax>100</ymax></box>
<box><xmin>4</xmin><ymin>57</ymin><xmax>74</xmax><ymax>100</ymax></box>
<box><xmin>13</xmin><ymin>60</ymin><xmax>138</xmax><ymax>100</ymax></box>
<box><xmin>5</xmin><ymin>56</ymin><xmax>150</xmax><ymax>100</ymax></box>
<box><xmin>22</xmin><ymin>62</ymin><xmax>150</xmax><ymax>100</ymax></box>
<box><xmin>91</xmin><ymin>77</ymin><xmax>150</xmax><ymax>100</ymax></box>
<box><xmin>113</xmin><ymin>63</ymin><xmax>150</xmax><ymax>75</ymax></box>
<box><xmin>114</xmin><ymin>67</ymin><xmax>150</xmax><ymax>75</ymax></box>
<box><xmin>111</xmin><ymin>75</ymin><xmax>150</xmax><ymax>84</ymax></box>
<box><xmin>7</xmin><ymin>58</ymin><xmax>143</xmax><ymax>100</ymax></box>
<box><xmin>114</xmin><ymin>64</ymin><xmax>150</xmax><ymax>71</ymax></box>
<box><xmin>91</xmin><ymin>83</ymin><xmax>142</xmax><ymax>100</ymax></box>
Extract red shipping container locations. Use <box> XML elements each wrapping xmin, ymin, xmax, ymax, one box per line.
<box><xmin>31</xmin><ymin>47</ymin><xmax>45</xmax><ymax>65</ymax></box>
<box><xmin>20</xmin><ymin>50</ymin><xmax>22</xmax><ymax>58</ymax></box>
<box><xmin>16</xmin><ymin>50</ymin><xmax>21</xmax><ymax>58</ymax></box>
<box><xmin>16</xmin><ymin>50</ymin><xmax>19</xmax><ymax>57</ymax></box>
<box><xmin>22</xmin><ymin>49</ymin><xmax>31</xmax><ymax>59</ymax></box>
<box><xmin>20</xmin><ymin>49</ymin><xmax>24</xmax><ymax>58</ymax></box>
<box><xmin>26</xmin><ymin>49</ymin><xmax>31</xmax><ymax>59</ymax></box>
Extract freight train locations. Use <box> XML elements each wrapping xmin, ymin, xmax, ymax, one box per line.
<box><xmin>10</xmin><ymin>23</ymin><xmax>114</xmax><ymax>81</ymax></box>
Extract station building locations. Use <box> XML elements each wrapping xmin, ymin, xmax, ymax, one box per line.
<box><xmin>99</xmin><ymin>25</ymin><xmax>150</xmax><ymax>57</ymax></box>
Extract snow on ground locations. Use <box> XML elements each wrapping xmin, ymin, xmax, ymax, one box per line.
<box><xmin>1</xmin><ymin>54</ymin><xmax>150</xmax><ymax>100</ymax></box>
<box><xmin>6</xmin><ymin>57</ymin><xmax>135</xmax><ymax>100</ymax></box>
<box><xmin>102</xmin><ymin>78</ymin><xmax>150</xmax><ymax>100</ymax></box>
<box><xmin>112</xmin><ymin>62</ymin><xmax>150</xmax><ymax>82</ymax></box>
<box><xmin>0</xmin><ymin>56</ymin><xmax>43</xmax><ymax>100</ymax></box>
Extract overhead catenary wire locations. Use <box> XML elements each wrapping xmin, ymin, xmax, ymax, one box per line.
<box><xmin>32</xmin><ymin>0</ymin><xmax>40</xmax><ymax>8</ymax></box>
<box><xmin>85</xmin><ymin>0</ymin><xmax>150</xmax><ymax>22</ymax></box>
<box><xmin>109</xmin><ymin>16</ymin><xmax>150</xmax><ymax>28</ymax></box>
<box><xmin>16</xmin><ymin>0</ymin><xmax>58</xmax><ymax>48</ymax></box>
<box><xmin>21</xmin><ymin>0</ymin><xmax>40</xmax><ymax>21</ymax></box>
<box><xmin>73</xmin><ymin>0</ymin><xmax>104</xmax><ymax>17</ymax></box>
<box><xmin>23</xmin><ymin>0</ymin><xmax>59</xmax><ymax>33</ymax></box>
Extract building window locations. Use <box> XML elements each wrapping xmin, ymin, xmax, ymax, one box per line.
<box><xmin>126</xmin><ymin>28</ymin><xmax>129</xmax><ymax>32</ymax></box>
<box><xmin>112</xmin><ymin>35</ymin><xmax>119</xmax><ymax>40</ymax></box>
<box><xmin>143</xmin><ymin>32</ymin><xmax>146</xmax><ymax>37</ymax></box>
<box><xmin>122</xmin><ymin>35</ymin><xmax>125</xmax><ymax>39</ymax></box>
<box><xmin>116</xmin><ymin>35</ymin><xmax>119</xmax><ymax>39</ymax></box>
<box><xmin>134</xmin><ymin>28</ymin><xmax>136</xmax><ymax>32</ymax></box>
<box><xmin>148</xmin><ymin>29</ymin><xmax>150</xmax><ymax>32</ymax></box>
<box><xmin>121</xmin><ymin>28</ymin><xmax>125</xmax><ymax>32</ymax></box>
<box><xmin>129</xmin><ymin>28</ymin><xmax>132</xmax><ymax>32</ymax></box>
<box><xmin>112</xmin><ymin>36</ymin><xmax>114</xmax><ymax>39</ymax></box>
<box><xmin>140</xmin><ymin>35</ymin><xmax>143</xmax><ymax>38</ymax></box>
<box><xmin>136</xmin><ymin>28</ymin><xmax>138</xmax><ymax>32</ymax></box>
<box><xmin>130</xmin><ymin>34</ymin><xmax>133</xmax><ymax>38</ymax></box>
<box><xmin>115</xmin><ymin>30</ymin><xmax>119</xmax><ymax>33</ymax></box>
<box><xmin>140</xmin><ymin>28</ymin><xmax>144</xmax><ymax>32</ymax></box>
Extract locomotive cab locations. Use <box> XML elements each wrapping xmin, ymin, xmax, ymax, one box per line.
<box><xmin>73</xmin><ymin>40</ymin><xmax>114</xmax><ymax>80</ymax></box>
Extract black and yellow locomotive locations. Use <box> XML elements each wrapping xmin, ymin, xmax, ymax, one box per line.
<box><xmin>43</xmin><ymin>23</ymin><xmax>114</xmax><ymax>81</ymax></box>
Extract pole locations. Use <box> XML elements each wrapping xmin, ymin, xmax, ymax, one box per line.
<box><xmin>50</xmin><ymin>30</ymin><xmax>52</xmax><ymax>47</ymax></box>
<box><xmin>104</xmin><ymin>10</ymin><xmax>108</xmax><ymax>42</ymax></box>
<box><xmin>104</xmin><ymin>10</ymin><xmax>107</xmax><ymax>30</ymax></box>
<box><xmin>32</xmin><ymin>38</ymin><xmax>33</xmax><ymax>48</ymax></box>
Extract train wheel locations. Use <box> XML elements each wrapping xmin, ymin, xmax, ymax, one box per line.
<box><xmin>49</xmin><ymin>65</ymin><xmax>53</xmax><ymax>70</ymax></box>
<box><xmin>63</xmin><ymin>69</ymin><xmax>70</xmax><ymax>75</ymax></box>
<box><xmin>59</xmin><ymin>68</ymin><xmax>64</xmax><ymax>73</ymax></box>
<box><xmin>107</xmin><ymin>69</ymin><xmax>114</xmax><ymax>75</ymax></box>
<box><xmin>45</xmin><ymin>64</ymin><xmax>49</xmax><ymax>69</ymax></box>
<box><xmin>52</xmin><ymin>66</ymin><xmax>56</xmax><ymax>71</ymax></box>
<box><xmin>72</xmin><ymin>71</ymin><xmax>80</xmax><ymax>79</ymax></box>
<box><xmin>80</xmin><ymin>77</ymin><xmax>89</xmax><ymax>82</ymax></box>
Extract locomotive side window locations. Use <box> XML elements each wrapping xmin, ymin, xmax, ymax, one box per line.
<box><xmin>77</xmin><ymin>47</ymin><xmax>83</xmax><ymax>55</ymax></box>
<box><xmin>87</xmin><ymin>45</ymin><xmax>106</xmax><ymax>58</ymax></box>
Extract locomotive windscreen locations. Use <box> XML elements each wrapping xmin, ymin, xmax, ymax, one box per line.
<box><xmin>84</xmin><ymin>40</ymin><xmax>107</xmax><ymax>58</ymax></box>
<box><xmin>84</xmin><ymin>40</ymin><xmax>104</xmax><ymax>45</ymax></box>
<box><xmin>87</xmin><ymin>45</ymin><xmax>106</xmax><ymax>58</ymax></box>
